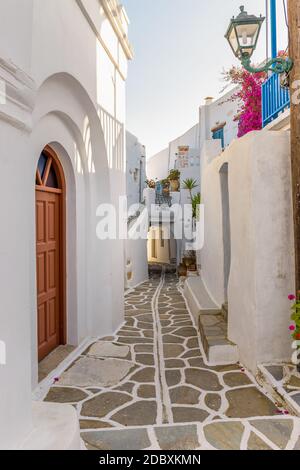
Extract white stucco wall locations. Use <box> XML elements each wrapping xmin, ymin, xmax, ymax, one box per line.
<box><xmin>169</xmin><ymin>124</ymin><xmax>200</xmax><ymax>171</ymax></box>
<box><xmin>199</xmin><ymin>89</ymin><xmax>239</xmax><ymax>151</ymax></box>
<box><xmin>126</xmin><ymin>210</ymin><xmax>149</xmax><ymax>289</ymax></box>
<box><xmin>200</xmin><ymin>130</ymin><xmax>294</xmax><ymax>373</ymax></box>
<box><xmin>126</xmin><ymin>131</ymin><xmax>146</xmax><ymax>210</ymax></box>
<box><xmin>146</xmin><ymin>148</ymin><xmax>169</xmax><ymax>181</ymax></box>
<box><xmin>228</xmin><ymin>130</ymin><xmax>294</xmax><ymax>371</ymax></box>
<box><xmin>0</xmin><ymin>0</ymin><xmax>132</xmax><ymax>449</ymax></box>
<box><xmin>199</xmin><ymin>153</ymin><xmax>226</xmax><ymax>307</ymax></box>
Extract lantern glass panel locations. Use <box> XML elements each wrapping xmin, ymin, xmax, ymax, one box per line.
<box><xmin>228</xmin><ymin>26</ymin><xmax>239</xmax><ymax>55</ymax></box>
<box><xmin>236</xmin><ymin>22</ymin><xmax>260</xmax><ymax>51</ymax></box>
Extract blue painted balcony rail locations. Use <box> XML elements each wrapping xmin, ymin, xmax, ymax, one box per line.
<box><xmin>262</xmin><ymin>73</ymin><xmax>290</xmax><ymax>127</ymax></box>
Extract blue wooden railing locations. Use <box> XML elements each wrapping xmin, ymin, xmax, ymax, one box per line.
<box><xmin>262</xmin><ymin>73</ymin><xmax>290</xmax><ymax>127</ymax></box>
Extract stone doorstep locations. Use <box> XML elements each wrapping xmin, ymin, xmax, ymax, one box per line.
<box><xmin>207</xmin><ymin>343</ymin><xmax>239</xmax><ymax>365</ymax></box>
<box><xmin>20</xmin><ymin>402</ymin><xmax>81</xmax><ymax>450</ymax></box>
<box><xmin>199</xmin><ymin>311</ymin><xmax>239</xmax><ymax>366</ymax></box>
<box><xmin>257</xmin><ymin>364</ymin><xmax>300</xmax><ymax>417</ymax></box>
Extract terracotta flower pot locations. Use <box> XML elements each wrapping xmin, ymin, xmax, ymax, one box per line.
<box><xmin>170</xmin><ymin>179</ymin><xmax>179</xmax><ymax>192</ymax></box>
<box><xmin>178</xmin><ymin>263</ymin><xmax>187</xmax><ymax>277</ymax></box>
<box><xmin>183</xmin><ymin>257</ymin><xmax>195</xmax><ymax>268</ymax></box>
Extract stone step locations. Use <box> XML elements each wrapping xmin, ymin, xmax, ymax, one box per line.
<box><xmin>184</xmin><ymin>277</ymin><xmax>218</xmax><ymax>324</ymax></box>
<box><xmin>199</xmin><ymin>310</ymin><xmax>239</xmax><ymax>365</ymax></box>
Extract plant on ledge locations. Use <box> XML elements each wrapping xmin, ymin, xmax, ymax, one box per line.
<box><xmin>168</xmin><ymin>169</ymin><xmax>181</xmax><ymax>192</ymax></box>
<box><xmin>145</xmin><ymin>179</ymin><xmax>156</xmax><ymax>189</ymax></box>
<box><xmin>192</xmin><ymin>192</ymin><xmax>201</xmax><ymax>220</ymax></box>
<box><xmin>288</xmin><ymin>294</ymin><xmax>300</xmax><ymax>372</ymax></box>
<box><xmin>183</xmin><ymin>178</ymin><xmax>198</xmax><ymax>200</ymax></box>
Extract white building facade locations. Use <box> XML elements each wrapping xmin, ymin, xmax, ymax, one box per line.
<box><xmin>0</xmin><ymin>0</ymin><xmax>133</xmax><ymax>450</ymax></box>
<box><xmin>126</xmin><ymin>131</ymin><xmax>146</xmax><ymax>211</ymax></box>
<box><xmin>146</xmin><ymin>147</ymin><xmax>169</xmax><ymax>181</ymax></box>
<box><xmin>145</xmin><ymin>91</ymin><xmax>239</xmax><ymax>267</ymax></box>
<box><xmin>185</xmin><ymin>88</ymin><xmax>295</xmax><ymax>374</ymax></box>
<box><xmin>125</xmin><ymin>131</ymin><xmax>148</xmax><ymax>290</ymax></box>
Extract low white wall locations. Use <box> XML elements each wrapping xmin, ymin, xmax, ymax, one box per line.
<box><xmin>200</xmin><ymin>129</ymin><xmax>295</xmax><ymax>373</ymax></box>
<box><xmin>200</xmin><ymin>153</ymin><xmax>226</xmax><ymax>307</ymax></box>
<box><xmin>228</xmin><ymin>131</ymin><xmax>294</xmax><ymax>371</ymax></box>
<box><xmin>126</xmin><ymin>210</ymin><xmax>149</xmax><ymax>288</ymax></box>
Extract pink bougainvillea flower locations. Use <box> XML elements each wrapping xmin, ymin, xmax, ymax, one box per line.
<box><xmin>288</xmin><ymin>294</ymin><xmax>296</xmax><ymax>301</ymax></box>
<box><xmin>222</xmin><ymin>67</ymin><xmax>267</xmax><ymax>138</ymax></box>
<box><xmin>289</xmin><ymin>325</ymin><xmax>296</xmax><ymax>331</ymax></box>
<box><xmin>284</xmin><ymin>410</ymin><xmax>290</xmax><ymax>415</ymax></box>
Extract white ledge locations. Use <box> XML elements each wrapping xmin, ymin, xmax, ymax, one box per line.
<box><xmin>19</xmin><ymin>402</ymin><xmax>81</xmax><ymax>450</ymax></box>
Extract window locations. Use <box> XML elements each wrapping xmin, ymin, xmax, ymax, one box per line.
<box><xmin>36</xmin><ymin>151</ymin><xmax>61</xmax><ymax>189</ymax></box>
<box><xmin>212</xmin><ymin>122</ymin><xmax>226</xmax><ymax>150</ymax></box>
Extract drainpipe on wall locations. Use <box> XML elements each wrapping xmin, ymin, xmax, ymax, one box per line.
<box><xmin>270</xmin><ymin>0</ymin><xmax>278</xmax><ymax>60</ymax></box>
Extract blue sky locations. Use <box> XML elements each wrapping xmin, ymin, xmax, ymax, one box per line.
<box><xmin>123</xmin><ymin>0</ymin><xmax>288</xmax><ymax>157</ymax></box>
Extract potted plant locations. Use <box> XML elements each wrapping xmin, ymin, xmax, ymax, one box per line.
<box><xmin>145</xmin><ymin>179</ymin><xmax>156</xmax><ymax>189</ymax></box>
<box><xmin>161</xmin><ymin>178</ymin><xmax>170</xmax><ymax>195</ymax></box>
<box><xmin>183</xmin><ymin>178</ymin><xmax>199</xmax><ymax>201</ymax></box>
<box><xmin>183</xmin><ymin>250</ymin><xmax>196</xmax><ymax>271</ymax></box>
<box><xmin>192</xmin><ymin>193</ymin><xmax>201</xmax><ymax>220</ymax></box>
<box><xmin>168</xmin><ymin>169</ymin><xmax>181</xmax><ymax>192</ymax></box>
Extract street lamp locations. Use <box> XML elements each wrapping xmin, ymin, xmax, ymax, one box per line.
<box><xmin>225</xmin><ymin>5</ymin><xmax>293</xmax><ymax>74</ymax></box>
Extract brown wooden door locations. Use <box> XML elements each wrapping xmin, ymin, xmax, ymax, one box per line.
<box><xmin>35</xmin><ymin>147</ymin><xmax>65</xmax><ymax>361</ymax></box>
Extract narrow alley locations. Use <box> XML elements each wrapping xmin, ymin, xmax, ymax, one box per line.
<box><xmin>41</xmin><ymin>267</ymin><xmax>300</xmax><ymax>450</ymax></box>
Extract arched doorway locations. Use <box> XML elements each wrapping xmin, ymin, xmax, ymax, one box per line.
<box><xmin>35</xmin><ymin>146</ymin><xmax>66</xmax><ymax>361</ymax></box>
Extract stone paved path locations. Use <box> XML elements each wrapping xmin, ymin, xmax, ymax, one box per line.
<box><xmin>41</xmin><ymin>269</ymin><xmax>300</xmax><ymax>450</ymax></box>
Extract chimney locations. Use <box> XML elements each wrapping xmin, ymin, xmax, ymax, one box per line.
<box><xmin>205</xmin><ymin>96</ymin><xmax>214</xmax><ymax>106</ymax></box>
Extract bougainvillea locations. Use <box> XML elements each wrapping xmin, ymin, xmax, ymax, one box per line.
<box><xmin>222</xmin><ymin>66</ymin><xmax>267</xmax><ymax>138</ymax></box>
<box><xmin>289</xmin><ymin>294</ymin><xmax>300</xmax><ymax>342</ymax></box>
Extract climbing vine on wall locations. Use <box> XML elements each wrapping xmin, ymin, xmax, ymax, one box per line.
<box><xmin>222</xmin><ymin>66</ymin><xmax>267</xmax><ymax>138</ymax></box>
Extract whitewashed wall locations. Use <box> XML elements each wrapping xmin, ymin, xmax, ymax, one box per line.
<box><xmin>126</xmin><ymin>210</ymin><xmax>149</xmax><ymax>289</ymax></box>
<box><xmin>169</xmin><ymin>124</ymin><xmax>200</xmax><ymax>170</ymax></box>
<box><xmin>146</xmin><ymin>148</ymin><xmax>169</xmax><ymax>181</ymax></box>
<box><xmin>199</xmin><ymin>89</ymin><xmax>239</xmax><ymax>151</ymax></box>
<box><xmin>0</xmin><ymin>0</ymin><xmax>132</xmax><ymax>449</ymax></box>
<box><xmin>200</xmin><ymin>130</ymin><xmax>294</xmax><ymax>373</ymax></box>
<box><xmin>126</xmin><ymin>131</ymin><xmax>146</xmax><ymax>211</ymax></box>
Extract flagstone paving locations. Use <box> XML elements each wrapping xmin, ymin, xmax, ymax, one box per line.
<box><xmin>41</xmin><ymin>268</ymin><xmax>300</xmax><ymax>450</ymax></box>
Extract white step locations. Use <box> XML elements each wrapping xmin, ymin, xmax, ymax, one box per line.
<box><xmin>20</xmin><ymin>402</ymin><xmax>81</xmax><ymax>450</ymax></box>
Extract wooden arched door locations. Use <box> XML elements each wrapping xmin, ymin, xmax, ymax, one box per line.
<box><xmin>35</xmin><ymin>146</ymin><xmax>66</xmax><ymax>361</ymax></box>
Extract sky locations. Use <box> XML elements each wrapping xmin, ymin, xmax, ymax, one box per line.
<box><xmin>122</xmin><ymin>0</ymin><xmax>288</xmax><ymax>158</ymax></box>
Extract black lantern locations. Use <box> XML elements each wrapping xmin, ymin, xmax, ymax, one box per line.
<box><xmin>225</xmin><ymin>5</ymin><xmax>293</xmax><ymax>75</ymax></box>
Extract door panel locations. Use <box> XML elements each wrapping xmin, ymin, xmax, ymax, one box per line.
<box><xmin>36</xmin><ymin>190</ymin><xmax>61</xmax><ymax>361</ymax></box>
